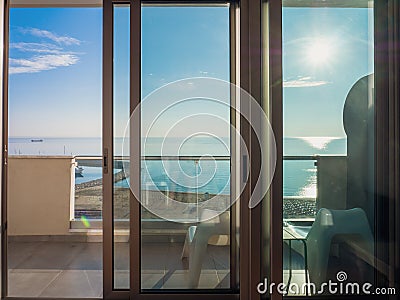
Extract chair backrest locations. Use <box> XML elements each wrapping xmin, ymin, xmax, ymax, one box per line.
<box><xmin>306</xmin><ymin>208</ymin><xmax>374</xmax><ymax>287</ymax></box>
<box><xmin>307</xmin><ymin>207</ymin><xmax>373</xmax><ymax>241</ymax></box>
<box><xmin>343</xmin><ymin>74</ymin><xmax>375</xmax><ymax>228</ymax></box>
<box><xmin>196</xmin><ymin>209</ymin><xmax>230</xmax><ymax>245</ymax></box>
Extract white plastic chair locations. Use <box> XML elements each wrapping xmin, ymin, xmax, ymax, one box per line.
<box><xmin>289</xmin><ymin>208</ymin><xmax>374</xmax><ymax>288</ymax></box>
<box><xmin>181</xmin><ymin>209</ymin><xmax>230</xmax><ymax>288</ymax></box>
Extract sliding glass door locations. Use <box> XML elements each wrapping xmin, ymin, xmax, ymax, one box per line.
<box><xmin>281</xmin><ymin>1</ymin><xmax>375</xmax><ymax>296</ymax></box>
<box><xmin>5</xmin><ymin>4</ymin><xmax>103</xmax><ymax>298</ymax></box>
<box><xmin>2</xmin><ymin>0</ymin><xmax>398</xmax><ymax>299</ymax></box>
<box><xmin>262</xmin><ymin>0</ymin><xmax>395</xmax><ymax>298</ymax></box>
<box><xmin>103</xmin><ymin>1</ymin><xmax>240</xmax><ymax>298</ymax></box>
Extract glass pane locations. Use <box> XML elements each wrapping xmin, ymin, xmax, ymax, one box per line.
<box><xmin>7</xmin><ymin>7</ymin><xmax>103</xmax><ymax>298</ymax></box>
<box><xmin>282</xmin><ymin>1</ymin><xmax>375</xmax><ymax>296</ymax></box>
<box><xmin>113</xmin><ymin>4</ymin><xmax>130</xmax><ymax>290</ymax></box>
<box><xmin>140</xmin><ymin>5</ymin><xmax>231</xmax><ymax>290</ymax></box>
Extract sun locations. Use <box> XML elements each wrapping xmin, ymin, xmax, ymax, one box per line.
<box><xmin>305</xmin><ymin>38</ymin><xmax>335</xmax><ymax>67</ymax></box>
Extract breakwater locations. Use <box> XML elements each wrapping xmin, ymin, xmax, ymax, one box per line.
<box><xmin>75</xmin><ymin>169</ymin><xmax>127</xmax><ymax>190</ymax></box>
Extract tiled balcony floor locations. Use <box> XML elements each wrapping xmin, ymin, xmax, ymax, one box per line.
<box><xmin>8</xmin><ymin>241</ymin><xmax>230</xmax><ymax>298</ymax></box>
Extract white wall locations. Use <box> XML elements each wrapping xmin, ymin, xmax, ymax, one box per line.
<box><xmin>8</xmin><ymin>156</ymin><xmax>75</xmax><ymax>236</ymax></box>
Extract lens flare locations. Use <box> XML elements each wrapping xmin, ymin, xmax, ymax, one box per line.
<box><xmin>80</xmin><ymin>215</ymin><xmax>91</xmax><ymax>228</ymax></box>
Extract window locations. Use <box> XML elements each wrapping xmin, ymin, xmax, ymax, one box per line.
<box><xmin>281</xmin><ymin>0</ymin><xmax>378</xmax><ymax>296</ymax></box>
<box><xmin>7</xmin><ymin>6</ymin><xmax>103</xmax><ymax>298</ymax></box>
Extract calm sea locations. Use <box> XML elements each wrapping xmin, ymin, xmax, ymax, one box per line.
<box><xmin>8</xmin><ymin>136</ymin><xmax>346</xmax><ymax>197</ymax></box>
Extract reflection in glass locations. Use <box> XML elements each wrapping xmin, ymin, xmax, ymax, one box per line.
<box><xmin>282</xmin><ymin>1</ymin><xmax>375</xmax><ymax>296</ymax></box>
<box><xmin>140</xmin><ymin>5</ymin><xmax>231</xmax><ymax>289</ymax></box>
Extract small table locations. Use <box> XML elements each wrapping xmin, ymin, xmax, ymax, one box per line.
<box><xmin>283</xmin><ymin>227</ymin><xmax>309</xmax><ymax>296</ymax></box>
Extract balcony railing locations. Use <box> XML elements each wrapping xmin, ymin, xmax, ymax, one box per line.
<box><xmin>6</xmin><ymin>154</ymin><xmax>344</xmax><ymax>235</ymax></box>
<box><xmin>74</xmin><ymin>155</ymin><xmax>328</xmax><ymax>221</ymax></box>
<box><xmin>75</xmin><ymin>155</ymin><xmax>231</xmax><ymax>221</ymax></box>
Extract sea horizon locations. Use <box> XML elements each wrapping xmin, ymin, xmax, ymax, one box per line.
<box><xmin>8</xmin><ymin>136</ymin><xmax>347</xmax><ymax>198</ymax></box>
<box><xmin>8</xmin><ymin>136</ymin><xmax>347</xmax><ymax>155</ymax></box>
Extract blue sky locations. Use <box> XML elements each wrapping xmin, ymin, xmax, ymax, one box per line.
<box><xmin>8</xmin><ymin>6</ymin><xmax>373</xmax><ymax>139</ymax></box>
<box><xmin>9</xmin><ymin>8</ymin><xmax>102</xmax><ymax>137</ymax></box>
<box><xmin>283</xmin><ymin>7</ymin><xmax>374</xmax><ymax>137</ymax></box>
<box><xmin>113</xmin><ymin>6</ymin><xmax>230</xmax><ymax>139</ymax></box>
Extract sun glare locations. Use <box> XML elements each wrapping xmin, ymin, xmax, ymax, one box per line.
<box><xmin>299</xmin><ymin>136</ymin><xmax>340</xmax><ymax>150</ymax></box>
<box><xmin>305</xmin><ymin>38</ymin><xmax>335</xmax><ymax>67</ymax></box>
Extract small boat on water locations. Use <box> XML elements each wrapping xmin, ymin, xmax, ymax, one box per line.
<box><xmin>31</xmin><ymin>139</ymin><xmax>43</xmax><ymax>142</ymax></box>
<box><xmin>75</xmin><ymin>166</ymin><xmax>84</xmax><ymax>175</ymax></box>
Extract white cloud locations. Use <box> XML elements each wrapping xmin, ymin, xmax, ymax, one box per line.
<box><xmin>283</xmin><ymin>77</ymin><xmax>329</xmax><ymax>88</ymax></box>
<box><xmin>9</xmin><ymin>27</ymin><xmax>82</xmax><ymax>74</ymax></box>
<box><xmin>10</xmin><ymin>42</ymin><xmax>63</xmax><ymax>54</ymax></box>
<box><xmin>9</xmin><ymin>54</ymin><xmax>79</xmax><ymax>74</ymax></box>
<box><xmin>23</xmin><ymin>28</ymin><xmax>81</xmax><ymax>46</ymax></box>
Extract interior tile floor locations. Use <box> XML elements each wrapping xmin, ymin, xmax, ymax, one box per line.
<box><xmin>8</xmin><ymin>241</ymin><xmax>230</xmax><ymax>298</ymax></box>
